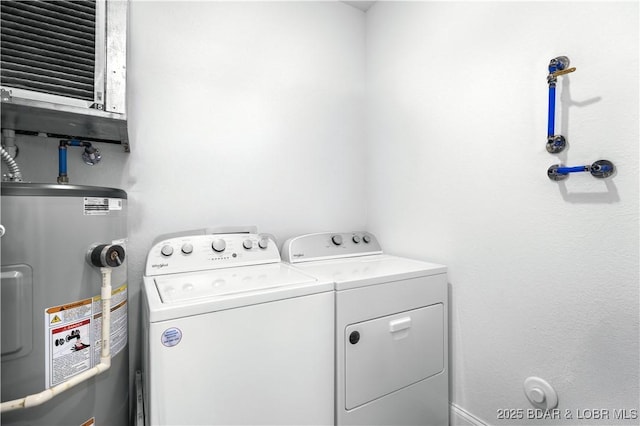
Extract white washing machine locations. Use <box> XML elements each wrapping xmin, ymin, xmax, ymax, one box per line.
<box><xmin>282</xmin><ymin>232</ymin><xmax>449</xmax><ymax>426</ymax></box>
<box><xmin>142</xmin><ymin>228</ymin><xmax>334</xmax><ymax>425</ymax></box>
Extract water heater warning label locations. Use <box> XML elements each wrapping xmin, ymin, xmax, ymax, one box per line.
<box><xmin>44</xmin><ymin>284</ymin><xmax>128</xmax><ymax>388</ymax></box>
<box><xmin>83</xmin><ymin>197</ymin><xmax>123</xmax><ymax>215</ymax></box>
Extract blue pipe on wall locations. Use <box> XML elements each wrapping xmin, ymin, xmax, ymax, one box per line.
<box><xmin>58</xmin><ymin>139</ymin><xmax>100</xmax><ymax>184</ymax></box>
<box><xmin>555</xmin><ymin>165</ymin><xmax>587</xmax><ymax>174</ymax></box>
<box><xmin>554</xmin><ymin>164</ymin><xmax>613</xmax><ymax>176</ymax></box>
<box><xmin>546</xmin><ymin>57</ymin><xmax>573</xmax><ymax>154</ymax></box>
<box><xmin>58</xmin><ymin>144</ymin><xmax>68</xmax><ymax>182</ymax></box>
<box><xmin>547</xmin><ymin>60</ymin><xmax>562</xmax><ymax>140</ymax></box>
<box><xmin>552</xmin><ymin>160</ymin><xmax>614</xmax><ymax>177</ymax></box>
<box><xmin>547</xmin><ymin>86</ymin><xmax>556</xmax><ymax>138</ymax></box>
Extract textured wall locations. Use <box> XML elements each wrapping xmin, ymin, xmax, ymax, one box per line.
<box><xmin>365</xmin><ymin>1</ymin><xmax>639</xmax><ymax>424</ymax></box>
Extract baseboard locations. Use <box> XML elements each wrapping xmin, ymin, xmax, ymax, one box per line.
<box><xmin>450</xmin><ymin>403</ymin><xmax>488</xmax><ymax>426</ymax></box>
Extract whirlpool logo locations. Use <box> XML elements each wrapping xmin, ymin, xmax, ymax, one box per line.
<box><xmin>151</xmin><ymin>263</ymin><xmax>168</xmax><ymax>269</ymax></box>
<box><xmin>293</xmin><ymin>253</ymin><xmax>305</xmax><ymax>258</ymax></box>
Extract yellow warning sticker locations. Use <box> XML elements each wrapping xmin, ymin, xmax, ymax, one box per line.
<box><xmin>44</xmin><ymin>284</ymin><xmax>128</xmax><ymax>389</ymax></box>
<box><xmin>81</xmin><ymin>417</ymin><xmax>95</xmax><ymax>426</ymax></box>
<box><xmin>46</xmin><ymin>298</ymin><xmax>92</xmax><ymax>314</ymax></box>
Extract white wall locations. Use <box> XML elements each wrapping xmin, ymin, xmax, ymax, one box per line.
<box><xmin>366</xmin><ymin>1</ymin><xmax>639</xmax><ymax>424</ymax></box>
<box><xmin>126</xmin><ymin>0</ymin><xmax>367</xmax><ymax>267</ymax></box>
<box><xmin>4</xmin><ymin>0</ymin><xmax>367</xmax><ymax>414</ymax></box>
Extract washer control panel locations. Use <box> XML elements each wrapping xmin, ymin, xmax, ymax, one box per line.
<box><xmin>282</xmin><ymin>232</ymin><xmax>382</xmax><ymax>263</ymax></box>
<box><xmin>145</xmin><ymin>232</ymin><xmax>278</xmax><ymax>277</ymax></box>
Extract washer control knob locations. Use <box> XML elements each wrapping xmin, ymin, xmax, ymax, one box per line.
<box><xmin>349</xmin><ymin>331</ymin><xmax>360</xmax><ymax>344</ymax></box>
<box><xmin>332</xmin><ymin>235</ymin><xmax>343</xmax><ymax>246</ymax></box>
<box><xmin>161</xmin><ymin>245</ymin><xmax>174</xmax><ymax>257</ymax></box>
<box><xmin>243</xmin><ymin>239</ymin><xmax>253</xmax><ymax>250</ymax></box>
<box><xmin>181</xmin><ymin>243</ymin><xmax>193</xmax><ymax>254</ymax></box>
<box><xmin>258</xmin><ymin>238</ymin><xmax>269</xmax><ymax>249</ymax></box>
<box><xmin>362</xmin><ymin>234</ymin><xmax>371</xmax><ymax>244</ymax></box>
<box><xmin>211</xmin><ymin>239</ymin><xmax>226</xmax><ymax>253</ymax></box>
<box><xmin>352</xmin><ymin>235</ymin><xmax>361</xmax><ymax>244</ymax></box>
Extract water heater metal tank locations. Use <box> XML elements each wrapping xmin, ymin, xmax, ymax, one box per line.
<box><xmin>1</xmin><ymin>183</ymin><xmax>129</xmax><ymax>426</ymax></box>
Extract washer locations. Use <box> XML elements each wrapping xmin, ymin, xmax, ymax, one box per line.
<box><xmin>282</xmin><ymin>232</ymin><xmax>449</xmax><ymax>426</ymax></box>
<box><xmin>142</xmin><ymin>228</ymin><xmax>334</xmax><ymax>425</ymax></box>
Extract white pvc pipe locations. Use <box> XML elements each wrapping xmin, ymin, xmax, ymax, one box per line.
<box><xmin>1</xmin><ymin>268</ymin><xmax>113</xmax><ymax>412</ymax></box>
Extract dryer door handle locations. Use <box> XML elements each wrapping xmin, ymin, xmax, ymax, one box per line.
<box><xmin>389</xmin><ymin>317</ymin><xmax>412</xmax><ymax>333</ymax></box>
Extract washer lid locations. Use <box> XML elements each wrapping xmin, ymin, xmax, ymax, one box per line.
<box><xmin>144</xmin><ymin>263</ymin><xmax>333</xmax><ymax>322</ymax></box>
<box><xmin>291</xmin><ymin>254</ymin><xmax>446</xmax><ymax>291</ymax></box>
<box><xmin>156</xmin><ymin>263</ymin><xmax>322</xmax><ymax>303</ymax></box>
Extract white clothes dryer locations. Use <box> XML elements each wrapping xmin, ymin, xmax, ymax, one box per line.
<box><xmin>142</xmin><ymin>228</ymin><xmax>334</xmax><ymax>425</ymax></box>
<box><xmin>282</xmin><ymin>232</ymin><xmax>449</xmax><ymax>426</ymax></box>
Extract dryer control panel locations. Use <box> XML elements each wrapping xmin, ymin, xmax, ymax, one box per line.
<box><xmin>145</xmin><ymin>232</ymin><xmax>279</xmax><ymax>277</ymax></box>
<box><xmin>282</xmin><ymin>232</ymin><xmax>383</xmax><ymax>263</ymax></box>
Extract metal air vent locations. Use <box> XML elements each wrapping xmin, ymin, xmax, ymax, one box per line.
<box><xmin>0</xmin><ymin>0</ymin><xmax>129</xmax><ymax>150</ymax></box>
<box><xmin>1</xmin><ymin>1</ymin><xmax>97</xmax><ymax>103</ymax></box>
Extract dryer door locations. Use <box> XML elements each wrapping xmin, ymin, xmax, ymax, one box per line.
<box><xmin>344</xmin><ymin>304</ymin><xmax>444</xmax><ymax>410</ymax></box>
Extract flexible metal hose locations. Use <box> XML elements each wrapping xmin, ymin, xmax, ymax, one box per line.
<box><xmin>1</xmin><ymin>146</ymin><xmax>23</xmax><ymax>181</ymax></box>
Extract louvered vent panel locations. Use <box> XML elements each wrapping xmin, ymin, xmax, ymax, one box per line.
<box><xmin>1</xmin><ymin>0</ymin><xmax>96</xmax><ymax>101</ymax></box>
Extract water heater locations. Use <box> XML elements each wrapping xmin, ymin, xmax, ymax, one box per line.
<box><xmin>1</xmin><ymin>183</ymin><xmax>129</xmax><ymax>425</ymax></box>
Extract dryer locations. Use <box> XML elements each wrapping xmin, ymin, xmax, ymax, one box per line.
<box><xmin>282</xmin><ymin>232</ymin><xmax>449</xmax><ymax>426</ymax></box>
<box><xmin>142</xmin><ymin>228</ymin><xmax>334</xmax><ymax>425</ymax></box>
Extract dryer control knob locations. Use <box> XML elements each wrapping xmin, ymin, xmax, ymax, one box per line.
<box><xmin>243</xmin><ymin>239</ymin><xmax>253</xmax><ymax>250</ymax></box>
<box><xmin>161</xmin><ymin>245</ymin><xmax>174</xmax><ymax>257</ymax></box>
<box><xmin>363</xmin><ymin>234</ymin><xmax>371</xmax><ymax>244</ymax></box>
<box><xmin>332</xmin><ymin>235</ymin><xmax>343</xmax><ymax>246</ymax></box>
<box><xmin>349</xmin><ymin>331</ymin><xmax>360</xmax><ymax>344</ymax></box>
<box><xmin>212</xmin><ymin>239</ymin><xmax>226</xmax><ymax>253</ymax></box>
<box><xmin>258</xmin><ymin>238</ymin><xmax>269</xmax><ymax>249</ymax></box>
<box><xmin>352</xmin><ymin>235</ymin><xmax>361</xmax><ymax>244</ymax></box>
<box><xmin>181</xmin><ymin>243</ymin><xmax>193</xmax><ymax>254</ymax></box>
